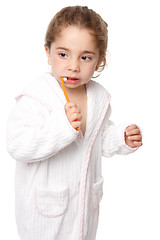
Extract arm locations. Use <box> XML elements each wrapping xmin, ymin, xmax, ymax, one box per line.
<box><xmin>7</xmin><ymin>96</ymin><xmax>79</xmax><ymax>163</ymax></box>
<box><xmin>102</xmin><ymin>106</ymin><xmax>142</xmax><ymax>157</ymax></box>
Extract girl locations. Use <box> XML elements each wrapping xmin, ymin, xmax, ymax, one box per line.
<box><xmin>7</xmin><ymin>6</ymin><xmax>142</xmax><ymax>240</ymax></box>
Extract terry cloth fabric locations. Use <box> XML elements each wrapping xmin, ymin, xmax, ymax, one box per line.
<box><xmin>7</xmin><ymin>72</ymin><xmax>137</xmax><ymax>240</ymax></box>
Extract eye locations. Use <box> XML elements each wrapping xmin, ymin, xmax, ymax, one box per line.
<box><xmin>59</xmin><ymin>53</ymin><xmax>68</xmax><ymax>58</ymax></box>
<box><xmin>81</xmin><ymin>56</ymin><xmax>91</xmax><ymax>61</ymax></box>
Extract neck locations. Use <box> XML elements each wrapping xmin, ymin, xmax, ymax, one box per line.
<box><xmin>66</xmin><ymin>85</ymin><xmax>86</xmax><ymax>98</ymax></box>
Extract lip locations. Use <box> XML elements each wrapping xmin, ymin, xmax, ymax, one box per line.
<box><xmin>64</xmin><ymin>77</ymin><xmax>80</xmax><ymax>84</ymax></box>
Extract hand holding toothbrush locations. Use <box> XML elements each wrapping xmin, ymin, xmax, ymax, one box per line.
<box><xmin>61</xmin><ymin>77</ymin><xmax>81</xmax><ymax>131</ymax></box>
<box><xmin>64</xmin><ymin>102</ymin><xmax>82</xmax><ymax>131</ymax></box>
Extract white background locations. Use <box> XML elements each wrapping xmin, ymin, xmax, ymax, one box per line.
<box><xmin>1</xmin><ymin>0</ymin><xmax>159</xmax><ymax>239</ymax></box>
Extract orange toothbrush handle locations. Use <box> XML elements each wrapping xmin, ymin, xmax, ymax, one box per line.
<box><xmin>61</xmin><ymin>77</ymin><xmax>70</xmax><ymax>102</ymax></box>
<box><xmin>61</xmin><ymin>77</ymin><xmax>79</xmax><ymax>131</ymax></box>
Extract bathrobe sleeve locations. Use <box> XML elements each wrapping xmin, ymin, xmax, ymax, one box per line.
<box><xmin>7</xmin><ymin>96</ymin><xmax>79</xmax><ymax>163</ymax></box>
<box><xmin>102</xmin><ymin>105</ymin><xmax>138</xmax><ymax>157</ymax></box>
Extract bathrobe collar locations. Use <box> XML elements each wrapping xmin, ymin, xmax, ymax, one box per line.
<box><xmin>16</xmin><ymin>72</ymin><xmax>111</xmax><ymax>140</ymax></box>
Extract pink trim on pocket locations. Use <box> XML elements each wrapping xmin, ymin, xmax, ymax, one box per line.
<box><xmin>34</xmin><ymin>186</ymin><xmax>69</xmax><ymax>218</ymax></box>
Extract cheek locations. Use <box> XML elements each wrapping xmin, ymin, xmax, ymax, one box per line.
<box><xmin>51</xmin><ymin>58</ymin><xmax>65</xmax><ymax>76</ymax></box>
<box><xmin>50</xmin><ymin>55</ymin><xmax>59</xmax><ymax>66</ymax></box>
<box><xmin>83</xmin><ymin>63</ymin><xmax>96</xmax><ymax>77</ymax></box>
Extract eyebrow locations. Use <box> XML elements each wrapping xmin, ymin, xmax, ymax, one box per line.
<box><xmin>56</xmin><ymin>47</ymin><xmax>69</xmax><ymax>51</ymax></box>
<box><xmin>56</xmin><ymin>47</ymin><xmax>96</xmax><ymax>55</ymax></box>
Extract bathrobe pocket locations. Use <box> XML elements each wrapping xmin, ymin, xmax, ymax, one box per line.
<box><xmin>34</xmin><ymin>186</ymin><xmax>69</xmax><ymax>218</ymax></box>
<box><xmin>92</xmin><ymin>177</ymin><xmax>104</xmax><ymax>210</ymax></box>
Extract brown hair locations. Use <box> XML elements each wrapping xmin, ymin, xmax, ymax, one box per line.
<box><xmin>45</xmin><ymin>6</ymin><xmax>108</xmax><ymax>73</ymax></box>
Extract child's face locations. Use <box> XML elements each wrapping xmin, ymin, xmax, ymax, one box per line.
<box><xmin>45</xmin><ymin>26</ymin><xmax>101</xmax><ymax>89</ymax></box>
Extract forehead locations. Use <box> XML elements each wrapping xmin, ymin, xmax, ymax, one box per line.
<box><xmin>54</xmin><ymin>26</ymin><xmax>98</xmax><ymax>52</ymax></box>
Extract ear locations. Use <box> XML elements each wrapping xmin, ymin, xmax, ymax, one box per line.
<box><xmin>95</xmin><ymin>55</ymin><xmax>105</xmax><ymax>71</ymax></box>
<box><xmin>45</xmin><ymin>46</ymin><xmax>51</xmax><ymax>65</ymax></box>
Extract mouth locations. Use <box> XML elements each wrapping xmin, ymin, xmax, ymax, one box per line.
<box><xmin>62</xmin><ymin>77</ymin><xmax>80</xmax><ymax>84</ymax></box>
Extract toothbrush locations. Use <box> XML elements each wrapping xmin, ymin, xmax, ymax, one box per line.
<box><xmin>61</xmin><ymin>77</ymin><xmax>70</xmax><ymax>102</ymax></box>
<box><xmin>61</xmin><ymin>76</ymin><xmax>79</xmax><ymax>131</ymax></box>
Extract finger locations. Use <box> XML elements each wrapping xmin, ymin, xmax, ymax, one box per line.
<box><xmin>126</xmin><ymin>128</ymin><xmax>140</xmax><ymax>136</ymax></box>
<box><xmin>66</xmin><ymin>107</ymin><xmax>81</xmax><ymax>116</ymax></box>
<box><xmin>127</xmin><ymin>135</ymin><xmax>142</xmax><ymax>141</ymax></box>
<box><xmin>65</xmin><ymin>103</ymin><xmax>81</xmax><ymax>114</ymax></box>
<box><xmin>65</xmin><ymin>102</ymin><xmax>78</xmax><ymax>111</ymax></box>
<box><xmin>133</xmin><ymin>141</ymin><xmax>143</xmax><ymax>147</ymax></box>
<box><xmin>125</xmin><ymin>124</ymin><xmax>138</xmax><ymax>131</ymax></box>
<box><xmin>72</xmin><ymin>120</ymin><xmax>81</xmax><ymax>129</ymax></box>
<box><xmin>70</xmin><ymin>113</ymin><xmax>82</xmax><ymax>122</ymax></box>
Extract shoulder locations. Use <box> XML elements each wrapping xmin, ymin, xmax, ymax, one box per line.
<box><xmin>22</xmin><ymin>72</ymin><xmax>54</xmax><ymax>91</ymax></box>
<box><xmin>15</xmin><ymin>72</ymin><xmax>62</xmax><ymax>112</ymax></box>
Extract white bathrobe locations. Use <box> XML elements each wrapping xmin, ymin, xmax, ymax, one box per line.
<box><xmin>7</xmin><ymin>73</ymin><xmax>136</xmax><ymax>240</ymax></box>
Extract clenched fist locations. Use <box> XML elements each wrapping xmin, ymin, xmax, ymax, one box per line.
<box><xmin>125</xmin><ymin>124</ymin><xmax>142</xmax><ymax>148</ymax></box>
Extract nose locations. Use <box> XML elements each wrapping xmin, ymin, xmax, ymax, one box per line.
<box><xmin>68</xmin><ymin>58</ymin><xmax>80</xmax><ymax>72</ymax></box>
